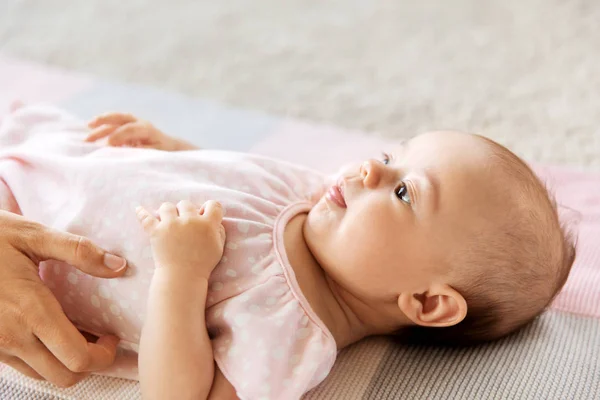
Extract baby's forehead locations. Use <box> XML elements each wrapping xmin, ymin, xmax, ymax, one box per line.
<box><xmin>414</xmin><ymin>133</ymin><xmax>539</xmax><ymax>204</ymax></box>
<box><xmin>389</xmin><ymin>131</ymin><xmax>488</xmax><ymax>153</ymax></box>
<box><xmin>386</xmin><ymin>132</ymin><xmax>494</xmax><ymax>172</ymax></box>
<box><xmin>386</xmin><ymin>133</ymin><xmax>537</xmax><ymax>197</ymax></box>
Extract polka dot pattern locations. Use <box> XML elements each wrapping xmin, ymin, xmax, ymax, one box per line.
<box><xmin>226</xmin><ymin>269</ymin><xmax>237</xmax><ymax>277</ymax></box>
<box><xmin>90</xmin><ymin>295</ymin><xmax>100</xmax><ymax>308</ymax></box>
<box><xmin>99</xmin><ymin>285</ymin><xmax>110</xmax><ymax>299</ymax></box>
<box><xmin>67</xmin><ymin>272</ymin><xmax>78</xmax><ymax>285</ymax></box>
<box><xmin>110</xmin><ymin>304</ymin><xmax>121</xmax><ymax>316</ymax></box>
<box><xmin>14</xmin><ymin>109</ymin><xmax>334</xmax><ymax>400</ymax></box>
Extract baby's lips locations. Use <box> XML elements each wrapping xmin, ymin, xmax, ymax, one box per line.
<box><xmin>327</xmin><ymin>184</ymin><xmax>347</xmax><ymax>208</ymax></box>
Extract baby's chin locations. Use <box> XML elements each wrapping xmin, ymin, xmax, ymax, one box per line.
<box><xmin>306</xmin><ymin>194</ymin><xmax>337</xmax><ymax>225</ymax></box>
<box><xmin>307</xmin><ymin>195</ymin><xmax>328</xmax><ymax>219</ymax></box>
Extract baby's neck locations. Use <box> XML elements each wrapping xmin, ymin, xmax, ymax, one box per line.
<box><xmin>284</xmin><ymin>213</ymin><xmax>398</xmax><ymax>349</ymax></box>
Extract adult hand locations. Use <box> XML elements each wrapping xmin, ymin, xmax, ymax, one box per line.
<box><xmin>0</xmin><ymin>211</ymin><xmax>127</xmax><ymax>387</ymax></box>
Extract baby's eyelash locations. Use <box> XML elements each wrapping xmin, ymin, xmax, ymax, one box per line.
<box><xmin>381</xmin><ymin>152</ymin><xmax>393</xmax><ymax>164</ymax></box>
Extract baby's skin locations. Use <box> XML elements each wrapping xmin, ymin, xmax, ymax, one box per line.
<box><xmin>85</xmin><ymin>112</ymin><xmax>520</xmax><ymax>399</ymax></box>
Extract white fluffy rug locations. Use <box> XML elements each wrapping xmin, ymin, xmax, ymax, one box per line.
<box><xmin>1</xmin><ymin>0</ymin><xmax>599</xmax><ymax>168</ymax></box>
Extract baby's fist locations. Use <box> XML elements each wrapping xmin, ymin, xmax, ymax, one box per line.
<box><xmin>136</xmin><ymin>200</ymin><xmax>226</xmax><ymax>279</ymax></box>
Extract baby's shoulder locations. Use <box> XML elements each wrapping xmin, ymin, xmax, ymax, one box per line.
<box><xmin>207</xmin><ymin>277</ymin><xmax>337</xmax><ymax>399</ymax></box>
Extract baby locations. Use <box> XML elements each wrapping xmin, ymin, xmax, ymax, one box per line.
<box><xmin>0</xmin><ymin>105</ymin><xmax>575</xmax><ymax>400</ymax></box>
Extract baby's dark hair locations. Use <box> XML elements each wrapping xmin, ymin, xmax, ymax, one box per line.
<box><xmin>396</xmin><ymin>136</ymin><xmax>577</xmax><ymax>347</ymax></box>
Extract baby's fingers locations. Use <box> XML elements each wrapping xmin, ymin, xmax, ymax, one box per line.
<box><xmin>85</xmin><ymin>124</ymin><xmax>118</xmax><ymax>142</ymax></box>
<box><xmin>106</xmin><ymin>122</ymin><xmax>149</xmax><ymax>147</ymax></box>
<box><xmin>88</xmin><ymin>112</ymin><xmax>137</xmax><ymax>129</ymax></box>
<box><xmin>159</xmin><ymin>202</ymin><xmax>178</xmax><ymax>222</ymax></box>
<box><xmin>203</xmin><ymin>200</ymin><xmax>224</xmax><ymax>224</ymax></box>
<box><xmin>135</xmin><ymin>206</ymin><xmax>159</xmax><ymax>233</ymax></box>
<box><xmin>218</xmin><ymin>224</ymin><xmax>226</xmax><ymax>245</ymax></box>
<box><xmin>177</xmin><ymin>200</ymin><xmax>198</xmax><ymax>217</ymax></box>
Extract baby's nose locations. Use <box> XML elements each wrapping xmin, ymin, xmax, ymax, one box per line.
<box><xmin>360</xmin><ymin>160</ymin><xmax>382</xmax><ymax>187</ymax></box>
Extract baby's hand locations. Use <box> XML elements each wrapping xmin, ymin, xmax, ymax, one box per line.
<box><xmin>136</xmin><ymin>200</ymin><xmax>226</xmax><ymax>280</ymax></box>
<box><xmin>86</xmin><ymin>112</ymin><xmax>183</xmax><ymax>151</ymax></box>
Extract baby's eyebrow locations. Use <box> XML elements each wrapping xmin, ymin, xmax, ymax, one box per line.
<box><xmin>423</xmin><ymin>169</ymin><xmax>441</xmax><ymax>214</ymax></box>
<box><xmin>395</xmin><ymin>139</ymin><xmax>410</xmax><ymax>155</ymax></box>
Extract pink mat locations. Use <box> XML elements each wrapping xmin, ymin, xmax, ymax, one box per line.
<box><xmin>1</xmin><ymin>55</ymin><xmax>599</xmax><ymax>399</ymax></box>
<box><xmin>533</xmin><ymin>165</ymin><xmax>600</xmax><ymax>317</ymax></box>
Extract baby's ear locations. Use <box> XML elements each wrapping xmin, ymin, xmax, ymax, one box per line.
<box><xmin>397</xmin><ymin>284</ymin><xmax>467</xmax><ymax>328</ymax></box>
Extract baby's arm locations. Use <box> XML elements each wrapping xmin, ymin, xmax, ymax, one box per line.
<box><xmin>86</xmin><ymin>112</ymin><xmax>198</xmax><ymax>151</ymax></box>
<box><xmin>141</xmin><ymin>270</ymin><xmax>213</xmax><ymax>399</ymax></box>
<box><xmin>136</xmin><ymin>200</ymin><xmax>226</xmax><ymax>399</ymax></box>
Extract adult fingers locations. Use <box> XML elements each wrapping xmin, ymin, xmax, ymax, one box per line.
<box><xmin>88</xmin><ymin>112</ymin><xmax>136</xmax><ymax>129</ymax></box>
<box><xmin>1</xmin><ymin>356</ymin><xmax>44</xmax><ymax>380</ymax></box>
<box><xmin>84</xmin><ymin>124</ymin><xmax>118</xmax><ymax>142</ymax></box>
<box><xmin>24</xmin><ymin>227</ymin><xmax>127</xmax><ymax>277</ymax></box>
<box><xmin>84</xmin><ymin>335</ymin><xmax>121</xmax><ymax>371</ymax></box>
<box><xmin>32</xmin><ymin>304</ymin><xmax>120</xmax><ymax>375</ymax></box>
<box><xmin>18</xmin><ymin>339</ymin><xmax>87</xmax><ymax>388</ymax></box>
<box><xmin>158</xmin><ymin>202</ymin><xmax>178</xmax><ymax>222</ymax></box>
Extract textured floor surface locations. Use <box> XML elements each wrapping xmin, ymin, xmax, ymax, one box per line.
<box><xmin>1</xmin><ymin>0</ymin><xmax>599</xmax><ymax>167</ymax></box>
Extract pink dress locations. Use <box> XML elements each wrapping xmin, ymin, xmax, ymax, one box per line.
<box><xmin>0</xmin><ymin>105</ymin><xmax>337</xmax><ymax>400</ymax></box>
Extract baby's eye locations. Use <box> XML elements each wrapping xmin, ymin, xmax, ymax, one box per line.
<box><xmin>381</xmin><ymin>152</ymin><xmax>391</xmax><ymax>165</ymax></box>
<box><xmin>396</xmin><ymin>182</ymin><xmax>411</xmax><ymax>204</ymax></box>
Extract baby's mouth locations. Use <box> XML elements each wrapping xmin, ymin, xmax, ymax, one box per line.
<box><xmin>326</xmin><ymin>181</ymin><xmax>347</xmax><ymax>208</ymax></box>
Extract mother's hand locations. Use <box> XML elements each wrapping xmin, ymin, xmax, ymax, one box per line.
<box><xmin>0</xmin><ymin>211</ymin><xmax>127</xmax><ymax>387</ymax></box>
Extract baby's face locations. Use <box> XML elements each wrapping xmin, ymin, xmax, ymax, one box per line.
<box><xmin>305</xmin><ymin>131</ymin><xmax>502</xmax><ymax>301</ymax></box>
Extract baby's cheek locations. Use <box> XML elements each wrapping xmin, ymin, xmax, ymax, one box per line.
<box><xmin>341</xmin><ymin>233</ymin><xmax>381</xmax><ymax>271</ymax></box>
<box><xmin>343</xmin><ymin>264</ymin><xmax>393</xmax><ymax>298</ymax></box>
<box><xmin>337</xmin><ymin>163</ymin><xmax>358</xmax><ymax>176</ymax></box>
<box><xmin>351</xmin><ymin>210</ymin><xmax>393</xmax><ymax>244</ymax></box>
